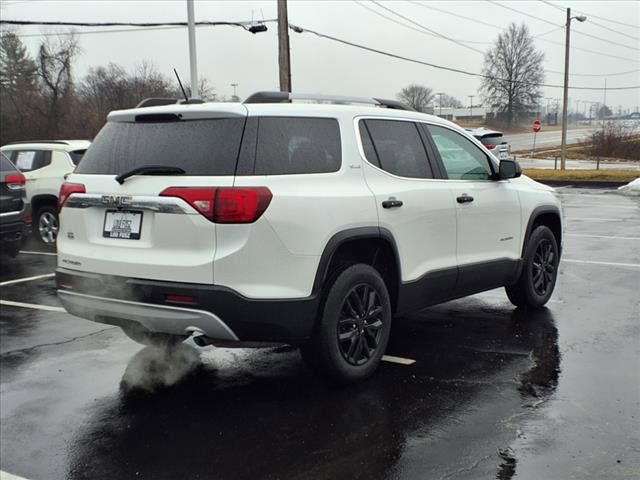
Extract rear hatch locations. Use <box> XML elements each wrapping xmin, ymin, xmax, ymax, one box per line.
<box><xmin>57</xmin><ymin>105</ymin><xmax>247</xmax><ymax>284</ymax></box>
<box><xmin>0</xmin><ymin>154</ymin><xmax>26</xmax><ymax>218</ymax></box>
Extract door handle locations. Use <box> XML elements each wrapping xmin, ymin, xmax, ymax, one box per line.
<box><xmin>456</xmin><ymin>194</ymin><xmax>474</xmax><ymax>204</ymax></box>
<box><xmin>382</xmin><ymin>198</ymin><xmax>403</xmax><ymax>209</ymax></box>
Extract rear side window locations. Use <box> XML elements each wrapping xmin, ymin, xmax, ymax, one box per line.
<box><xmin>254</xmin><ymin>117</ymin><xmax>341</xmax><ymax>175</ymax></box>
<box><xmin>11</xmin><ymin>150</ymin><xmax>51</xmax><ymax>172</ymax></box>
<box><xmin>68</xmin><ymin>150</ymin><xmax>86</xmax><ymax>166</ymax></box>
<box><xmin>76</xmin><ymin>118</ymin><xmax>245</xmax><ymax>175</ymax></box>
<box><xmin>361</xmin><ymin>119</ymin><xmax>433</xmax><ymax>179</ymax></box>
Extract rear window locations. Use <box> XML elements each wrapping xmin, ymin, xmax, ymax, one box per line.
<box><xmin>1</xmin><ymin>153</ymin><xmax>18</xmax><ymax>172</ymax></box>
<box><xmin>76</xmin><ymin>118</ymin><xmax>246</xmax><ymax>175</ymax></box>
<box><xmin>254</xmin><ymin>117</ymin><xmax>341</xmax><ymax>175</ymax></box>
<box><xmin>479</xmin><ymin>134</ymin><xmax>504</xmax><ymax>145</ymax></box>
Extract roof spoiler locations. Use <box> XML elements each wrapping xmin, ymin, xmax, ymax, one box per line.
<box><xmin>136</xmin><ymin>98</ymin><xmax>206</xmax><ymax>108</ymax></box>
<box><xmin>243</xmin><ymin>91</ymin><xmax>414</xmax><ymax>111</ymax></box>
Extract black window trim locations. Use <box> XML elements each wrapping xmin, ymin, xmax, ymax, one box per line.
<box><xmin>354</xmin><ymin>116</ymin><xmax>441</xmax><ymax>181</ymax></box>
<box><xmin>418</xmin><ymin>121</ymin><xmax>499</xmax><ymax>182</ymax></box>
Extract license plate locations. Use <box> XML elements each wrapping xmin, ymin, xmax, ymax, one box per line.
<box><xmin>499</xmin><ymin>150</ymin><xmax>510</xmax><ymax>160</ymax></box>
<box><xmin>103</xmin><ymin>210</ymin><xmax>143</xmax><ymax>240</ymax></box>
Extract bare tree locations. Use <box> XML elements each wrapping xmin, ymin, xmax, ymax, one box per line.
<box><xmin>182</xmin><ymin>76</ymin><xmax>217</xmax><ymax>101</ymax></box>
<box><xmin>36</xmin><ymin>33</ymin><xmax>79</xmax><ymax>137</ymax></box>
<box><xmin>438</xmin><ymin>93</ymin><xmax>463</xmax><ymax>108</ymax></box>
<box><xmin>480</xmin><ymin>23</ymin><xmax>544</xmax><ymax>127</ymax></box>
<box><xmin>397</xmin><ymin>84</ymin><xmax>434</xmax><ymax>112</ymax></box>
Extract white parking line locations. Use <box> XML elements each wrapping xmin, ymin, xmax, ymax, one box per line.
<box><xmin>563</xmin><ymin>259</ymin><xmax>640</xmax><ymax>269</ymax></box>
<box><xmin>382</xmin><ymin>355</ymin><xmax>416</xmax><ymax>365</ymax></box>
<box><xmin>19</xmin><ymin>250</ymin><xmax>57</xmax><ymax>256</ymax></box>
<box><xmin>1</xmin><ymin>470</ymin><xmax>30</xmax><ymax>480</ymax></box>
<box><xmin>0</xmin><ymin>273</ymin><xmax>55</xmax><ymax>287</ymax></box>
<box><xmin>567</xmin><ymin>233</ymin><xmax>640</xmax><ymax>241</ymax></box>
<box><xmin>0</xmin><ymin>300</ymin><xmax>65</xmax><ymax>312</ymax></box>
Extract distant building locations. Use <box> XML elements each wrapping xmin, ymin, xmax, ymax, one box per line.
<box><xmin>434</xmin><ymin>106</ymin><xmax>488</xmax><ymax>121</ymax></box>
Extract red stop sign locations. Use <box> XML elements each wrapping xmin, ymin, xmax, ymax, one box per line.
<box><xmin>532</xmin><ymin>119</ymin><xmax>541</xmax><ymax>133</ymax></box>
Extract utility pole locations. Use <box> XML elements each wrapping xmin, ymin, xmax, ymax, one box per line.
<box><xmin>437</xmin><ymin>92</ymin><xmax>444</xmax><ymax>117</ymax></box>
<box><xmin>468</xmin><ymin>95</ymin><xmax>474</xmax><ymax>119</ymax></box>
<box><xmin>186</xmin><ymin>0</ymin><xmax>198</xmax><ymax>98</ymax></box>
<box><xmin>231</xmin><ymin>83</ymin><xmax>238</xmax><ymax>97</ymax></box>
<box><xmin>560</xmin><ymin>8</ymin><xmax>587</xmax><ymax>170</ymax></box>
<box><xmin>277</xmin><ymin>0</ymin><xmax>292</xmax><ymax>92</ymax></box>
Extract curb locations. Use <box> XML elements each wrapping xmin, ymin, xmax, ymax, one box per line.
<box><xmin>532</xmin><ymin>179</ymin><xmax>628</xmax><ymax>188</ymax></box>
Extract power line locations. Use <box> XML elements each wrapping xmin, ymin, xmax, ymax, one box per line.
<box><xmin>486</xmin><ymin>1</ymin><xmax>640</xmax><ymax>52</ymax></box>
<box><xmin>353</xmin><ymin>1</ymin><xmax>491</xmax><ymax>45</ymax></box>
<box><xmin>540</xmin><ymin>0</ymin><xmax>640</xmax><ymax>30</ymax></box>
<box><xmin>289</xmin><ymin>24</ymin><xmax>640</xmax><ymax>91</ymax></box>
<box><xmin>408</xmin><ymin>1</ymin><xmax>638</xmax><ymax>64</ymax></box>
<box><xmin>540</xmin><ymin>0</ymin><xmax>639</xmax><ymax>42</ymax></box>
<box><xmin>369</xmin><ymin>1</ymin><xmax>485</xmax><ymax>54</ymax></box>
<box><xmin>13</xmin><ymin>25</ymin><xmax>187</xmax><ymax>37</ymax></box>
<box><xmin>365</xmin><ymin>2</ymin><xmax>639</xmax><ymax>78</ymax></box>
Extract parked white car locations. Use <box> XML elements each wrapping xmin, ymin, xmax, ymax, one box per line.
<box><xmin>56</xmin><ymin>93</ymin><xmax>562</xmax><ymax>384</ymax></box>
<box><xmin>0</xmin><ymin>140</ymin><xmax>90</xmax><ymax>245</ymax></box>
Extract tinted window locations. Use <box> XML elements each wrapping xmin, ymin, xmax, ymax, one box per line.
<box><xmin>76</xmin><ymin>118</ymin><xmax>245</xmax><ymax>175</ymax></box>
<box><xmin>428</xmin><ymin>125</ymin><xmax>492</xmax><ymax>180</ymax></box>
<box><xmin>363</xmin><ymin>120</ymin><xmax>432</xmax><ymax>179</ymax></box>
<box><xmin>69</xmin><ymin>149</ymin><xmax>86</xmax><ymax>166</ymax></box>
<box><xmin>0</xmin><ymin>153</ymin><xmax>18</xmax><ymax>173</ymax></box>
<box><xmin>358</xmin><ymin>122</ymin><xmax>380</xmax><ymax>168</ymax></box>
<box><xmin>254</xmin><ymin>117</ymin><xmax>341</xmax><ymax>175</ymax></box>
<box><xmin>12</xmin><ymin>150</ymin><xmax>51</xmax><ymax>172</ymax></box>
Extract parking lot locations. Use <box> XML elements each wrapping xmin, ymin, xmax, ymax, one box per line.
<box><xmin>1</xmin><ymin>187</ymin><xmax>638</xmax><ymax>480</ymax></box>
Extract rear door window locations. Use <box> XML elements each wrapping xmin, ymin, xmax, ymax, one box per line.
<box><xmin>254</xmin><ymin>117</ymin><xmax>341</xmax><ymax>175</ymax></box>
<box><xmin>75</xmin><ymin>118</ymin><xmax>246</xmax><ymax>176</ymax></box>
<box><xmin>361</xmin><ymin>119</ymin><xmax>433</xmax><ymax>179</ymax></box>
<box><xmin>12</xmin><ymin>150</ymin><xmax>51</xmax><ymax>172</ymax></box>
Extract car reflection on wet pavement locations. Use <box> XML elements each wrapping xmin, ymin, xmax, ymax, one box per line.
<box><xmin>1</xmin><ymin>187</ymin><xmax>639</xmax><ymax>480</ymax></box>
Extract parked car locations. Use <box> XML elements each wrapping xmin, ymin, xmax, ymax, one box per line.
<box><xmin>56</xmin><ymin>92</ymin><xmax>562</xmax><ymax>384</ymax></box>
<box><xmin>0</xmin><ymin>140</ymin><xmax>90</xmax><ymax>246</ymax></box>
<box><xmin>0</xmin><ymin>153</ymin><xmax>31</xmax><ymax>257</ymax></box>
<box><xmin>465</xmin><ymin>128</ymin><xmax>512</xmax><ymax>160</ymax></box>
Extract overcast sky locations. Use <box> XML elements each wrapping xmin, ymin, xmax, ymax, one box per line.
<box><xmin>2</xmin><ymin>0</ymin><xmax>639</xmax><ymax>113</ymax></box>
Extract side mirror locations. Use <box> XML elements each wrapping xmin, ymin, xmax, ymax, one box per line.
<box><xmin>498</xmin><ymin>159</ymin><xmax>521</xmax><ymax>179</ymax></box>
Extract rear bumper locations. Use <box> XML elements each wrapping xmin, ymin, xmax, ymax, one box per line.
<box><xmin>0</xmin><ymin>214</ymin><xmax>32</xmax><ymax>246</ymax></box>
<box><xmin>56</xmin><ymin>268</ymin><xmax>319</xmax><ymax>344</ymax></box>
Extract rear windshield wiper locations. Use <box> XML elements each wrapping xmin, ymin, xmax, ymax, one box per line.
<box><xmin>115</xmin><ymin>164</ymin><xmax>186</xmax><ymax>184</ymax></box>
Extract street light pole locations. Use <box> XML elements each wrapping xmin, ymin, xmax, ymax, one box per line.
<box><xmin>468</xmin><ymin>95</ymin><xmax>474</xmax><ymax>119</ymax></box>
<box><xmin>277</xmin><ymin>0</ymin><xmax>292</xmax><ymax>92</ymax></box>
<box><xmin>560</xmin><ymin>8</ymin><xmax>586</xmax><ymax>170</ymax></box>
<box><xmin>437</xmin><ymin>92</ymin><xmax>444</xmax><ymax>117</ymax></box>
<box><xmin>186</xmin><ymin>0</ymin><xmax>198</xmax><ymax>99</ymax></box>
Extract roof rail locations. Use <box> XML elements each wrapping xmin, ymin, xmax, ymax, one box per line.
<box><xmin>243</xmin><ymin>91</ymin><xmax>414</xmax><ymax>111</ymax></box>
<box><xmin>136</xmin><ymin>98</ymin><xmax>206</xmax><ymax>108</ymax></box>
<box><xmin>4</xmin><ymin>140</ymin><xmax>71</xmax><ymax>145</ymax></box>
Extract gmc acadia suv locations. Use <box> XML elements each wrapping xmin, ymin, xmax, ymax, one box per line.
<box><xmin>56</xmin><ymin>92</ymin><xmax>562</xmax><ymax>384</ymax></box>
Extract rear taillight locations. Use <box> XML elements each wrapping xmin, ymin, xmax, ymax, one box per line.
<box><xmin>160</xmin><ymin>186</ymin><xmax>272</xmax><ymax>224</ymax></box>
<box><xmin>484</xmin><ymin>143</ymin><xmax>496</xmax><ymax>150</ymax></box>
<box><xmin>6</xmin><ymin>172</ymin><xmax>26</xmax><ymax>190</ymax></box>
<box><xmin>160</xmin><ymin>187</ymin><xmax>216</xmax><ymax>220</ymax></box>
<box><xmin>58</xmin><ymin>182</ymin><xmax>86</xmax><ymax>210</ymax></box>
<box><xmin>214</xmin><ymin>187</ymin><xmax>272</xmax><ymax>224</ymax></box>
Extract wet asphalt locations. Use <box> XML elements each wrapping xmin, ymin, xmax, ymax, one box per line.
<box><xmin>1</xmin><ymin>187</ymin><xmax>639</xmax><ymax>480</ymax></box>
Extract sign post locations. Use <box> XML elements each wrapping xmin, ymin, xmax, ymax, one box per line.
<box><xmin>531</xmin><ymin>119</ymin><xmax>542</xmax><ymax>159</ymax></box>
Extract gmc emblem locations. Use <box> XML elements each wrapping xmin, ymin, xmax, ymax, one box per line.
<box><xmin>101</xmin><ymin>195</ymin><xmax>132</xmax><ymax>207</ymax></box>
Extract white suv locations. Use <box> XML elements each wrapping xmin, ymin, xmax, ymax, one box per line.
<box><xmin>0</xmin><ymin>140</ymin><xmax>91</xmax><ymax>245</ymax></box>
<box><xmin>56</xmin><ymin>93</ymin><xmax>562</xmax><ymax>384</ymax></box>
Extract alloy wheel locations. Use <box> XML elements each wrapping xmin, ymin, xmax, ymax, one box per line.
<box><xmin>337</xmin><ymin>283</ymin><xmax>384</xmax><ymax>366</ymax></box>
<box><xmin>38</xmin><ymin>211</ymin><xmax>58</xmax><ymax>244</ymax></box>
<box><xmin>531</xmin><ymin>238</ymin><xmax>555</xmax><ymax>296</ymax></box>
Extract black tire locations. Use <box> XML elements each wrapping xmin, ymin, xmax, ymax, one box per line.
<box><xmin>121</xmin><ymin>326</ymin><xmax>185</xmax><ymax>348</ymax></box>
<box><xmin>36</xmin><ymin>205</ymin><xmax>59</xmax><ymax>246</ymax></box>
<box><xmin>301</xmin><ymin>264</ymin><xmax>392</xmax><ymax>384</ymax></box>
<box><xmin>506</xmin><ymin>225</ymin><xmax>559</xmax><ymax>309</ymax></box>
